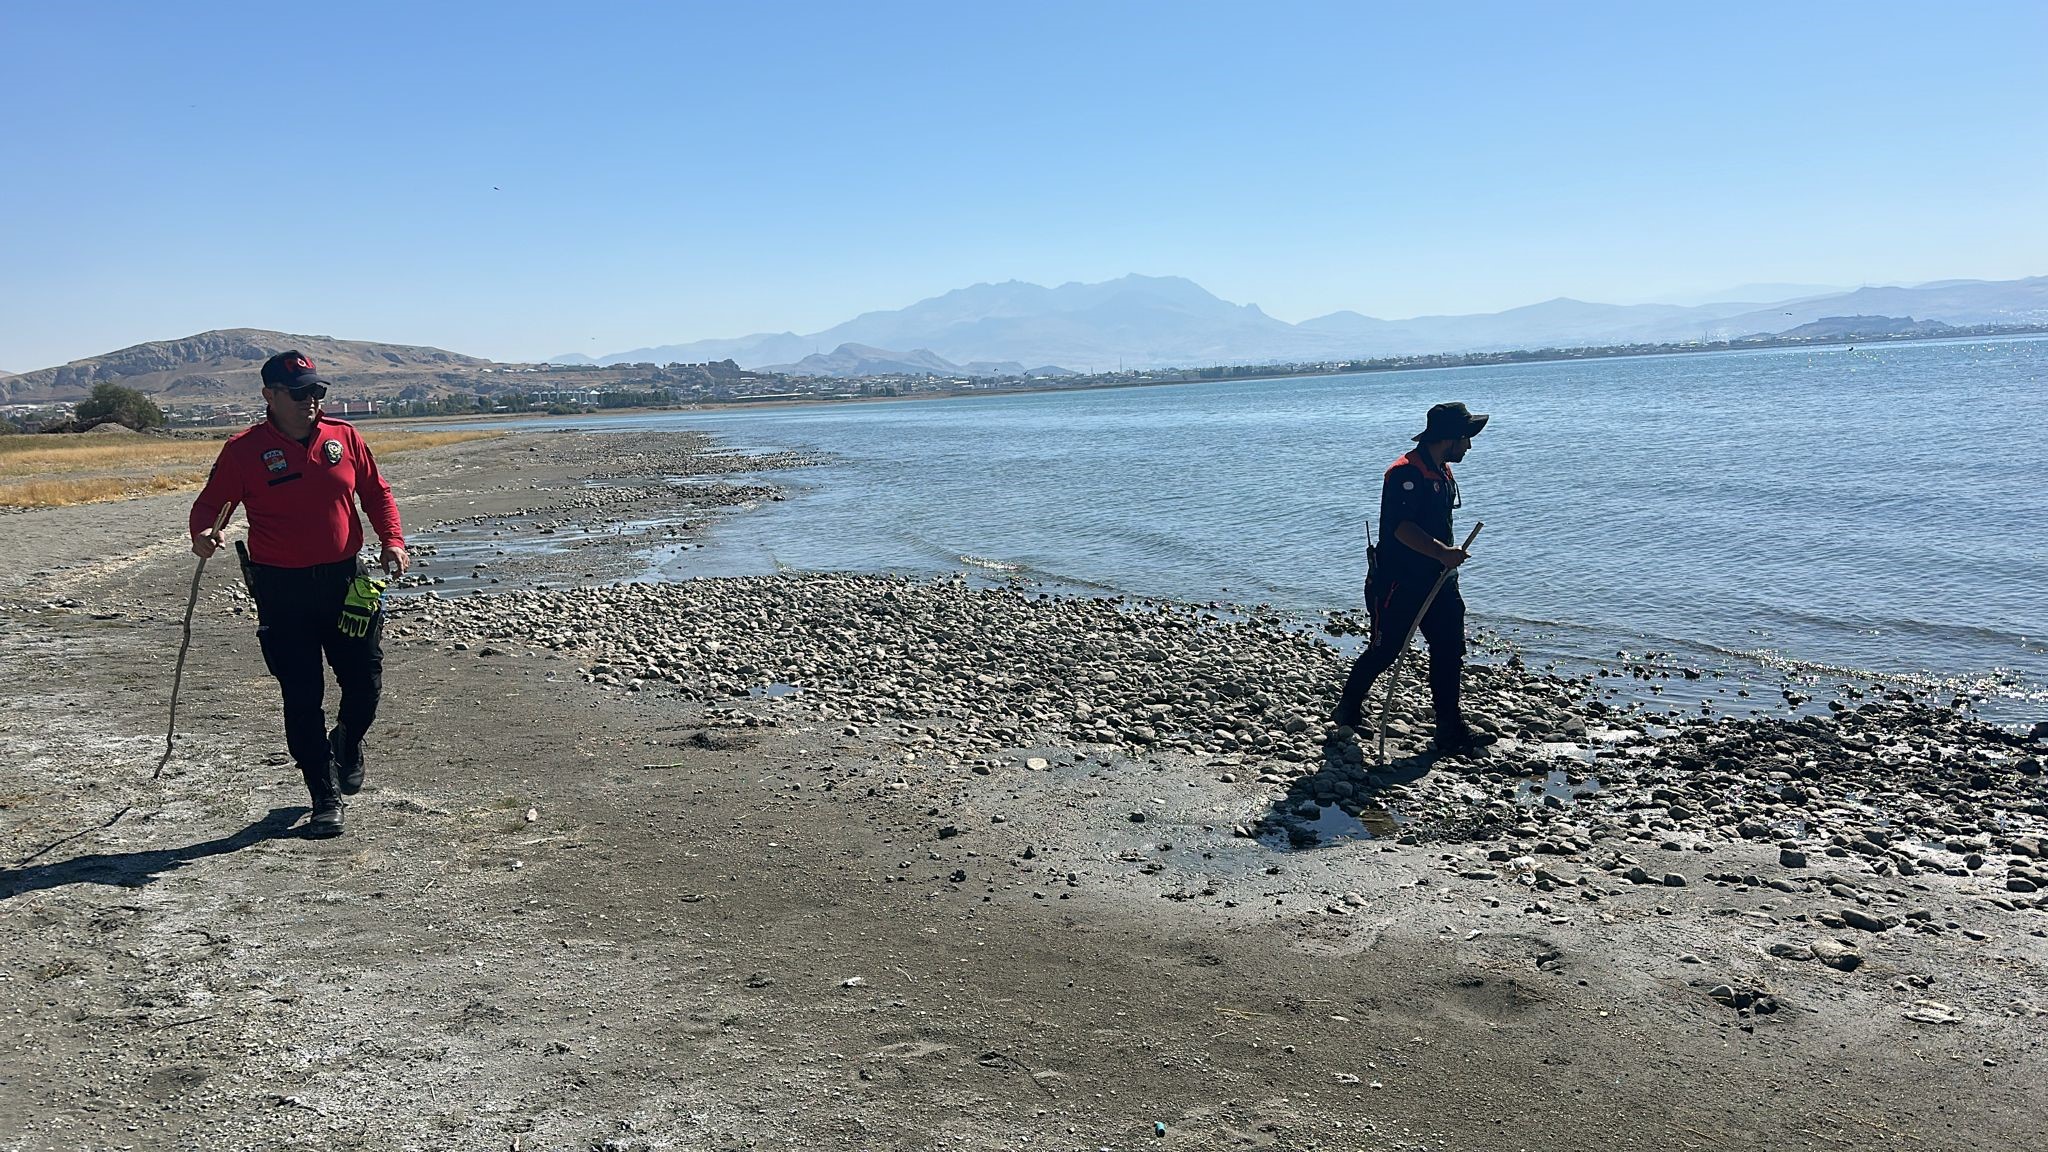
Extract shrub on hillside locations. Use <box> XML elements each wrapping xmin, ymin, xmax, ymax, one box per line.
<box><xmin>74</xmin><ymin>382</ymin><xmax>165</xmax><ymax>431</ymax></box>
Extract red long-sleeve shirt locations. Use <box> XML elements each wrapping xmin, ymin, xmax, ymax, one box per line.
<box><xmin>189</xmin><ymin>416</ymin><xmax>405</xmax><ymax>568</ymax></box>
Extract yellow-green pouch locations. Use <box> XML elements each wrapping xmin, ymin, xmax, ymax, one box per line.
<box><xmin>338</xmin><ymin>574</ymin><xmax>387</xmax><ymax>637</ymax></box>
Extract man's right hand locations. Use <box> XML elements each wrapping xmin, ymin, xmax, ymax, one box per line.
<box><xmin>192</xmin><ymin>529</ymin><xmax>223</xmax><ymax>559</ymax></box>
<box><xmin>1440</xmin><ymin>546</ymin><xmax>1469</xmax><ymax>569</ymax></box>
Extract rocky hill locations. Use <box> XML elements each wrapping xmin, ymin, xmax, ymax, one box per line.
<box><xmin>1771</xmin><ymin>315</ymin><xmax>1953</xmax><ymax>340</ymax></box>
<box><xmin>0</xmin><ymin>329</ymin><xmax>496</xmax><ymax>404</ymax></box>
<box><xmin>760</xmin><ymin>343</ymin><xmax>1033</xmax><ymax>378</ymax></box>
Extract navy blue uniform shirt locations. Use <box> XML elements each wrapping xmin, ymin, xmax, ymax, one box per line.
<box><xmin>1377</xmin><ymin>448</ymin><xmax>1457</xmax><ymax>583</ymax></box>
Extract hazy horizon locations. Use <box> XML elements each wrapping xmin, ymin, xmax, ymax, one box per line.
<box><xmin>15</xmin><ymin>270</ymin><xmax>2042</xmax><ymax>374</ymax></box>
<box><xmin>4</xmin><ymin>1</ymin><xmax>2044</xmax><ymax>369</ymax></box>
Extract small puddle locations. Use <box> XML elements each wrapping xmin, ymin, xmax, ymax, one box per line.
<box><xmin>1515</xmin><ymin>769</ymin><xmax>1603</xmax><ymax>808</ymax></box>
<box><xmin>404</xmin><ymin>514</ymin><xmax>698</xmax><ymax>595</ymax></box>
<box><xmin>419</xmin><ymin>530</ymin><xmax>575</xmax><ymax>567</ymax></box>
<box><xmin>1258</xmin><ymin>801</ymin><xmax>1405</xmax><ymax>850</ymax></box>
<box><xmin>749</xmin><ymin>682</ymin><xmax>802</xmax><ymax>700</ymax></box>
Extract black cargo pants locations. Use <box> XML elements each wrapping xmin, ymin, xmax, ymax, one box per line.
<box><xmin>1334</xmin><ymin>572</ymin><xmax>1466</xmax><ymax>731</ymax></box>
<box><xmin>247</xmin><ymin>558</ymin><xmax>383</xmax><ymax>773</ymax></box>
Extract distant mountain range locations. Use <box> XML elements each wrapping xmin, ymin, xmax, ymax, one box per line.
<box><xmin>554</xmin><ymin>273</ymin><xmax>2048</xmax><ymax>375</ymax></box>
<box><xmin>759</xmin><ymin>344</ymin><xmax>1075</xmax><ymax>379</ymax></box>
<box><xmin>10</xmin><ymin>273</ymin><xmax>2046</xmax><ymax>403</ymax></box>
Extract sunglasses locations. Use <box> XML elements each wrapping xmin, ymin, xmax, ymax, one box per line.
<box><xmin>270</xmin><ymin>383</ymin><xmax>327</xmax><ymax>401</ymax></box>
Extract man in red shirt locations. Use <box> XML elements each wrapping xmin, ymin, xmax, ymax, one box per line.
<box><xmin>189</xmin><ymin>351</ymin><xmax>410</xmax><ymax>837</ymax></box>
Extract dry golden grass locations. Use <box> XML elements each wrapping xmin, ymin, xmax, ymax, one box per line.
<box><xmin>0</xmin><ymin>429</ymin><xmax>501</xmax><ymax>509</ymax></box>
<box><xmin>359</xmin><ymin>430</ymin><xmax>501</xmax><ymax>455</ymax></box>
<box><xmin>0</xmin><ymin>437</ymin><xmax>221</xmax><ymax>478</ymax></box>
<box><xmin>0</xmin><ymin>472</ymin><xmax>212</xmax><ymax>508</ymax></box>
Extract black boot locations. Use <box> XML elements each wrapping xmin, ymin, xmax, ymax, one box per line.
<box><xmin>1332</xmin><ymin>697</ymin><xmax>1365</xmax><ymax>731</ymax></box>
<box><xmin>1429</xmin><ymin>652</ymin><xmax>1493</xmax><ymax>757</ymax></box>
<box><xmin>301</xmin><ymin>761</ymin><xmax>346</xmax><ymax>838</ymax></box>
<box><xmin>330</xmin><ymin>723</ymin><xmax>365</xmax><ymax>795</ymax></box>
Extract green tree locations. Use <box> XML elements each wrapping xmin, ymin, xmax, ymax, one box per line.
<box><xmin>74</xmin><ymin>382</ymin><xmax>165</xmax><ymax>430</ymax></box>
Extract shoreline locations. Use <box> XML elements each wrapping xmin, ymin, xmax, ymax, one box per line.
<box><xmin>397</xmin><ymin>414</ymin><xmax>2048</xmax><ymax>730</ymax></box>
<box><xmin>4</xmin><ymin>427</ymin><xmax>2046</xmax><ymax>1150</ymax></box>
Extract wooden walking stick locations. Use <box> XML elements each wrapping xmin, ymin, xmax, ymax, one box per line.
<box><xmin>17</xmin><ymin>504</ymin><xmax>239</xmax><ymax>865</ymax></box>
<box><xmin>1376</xmin><ymin>521</ymin><xmax>1482</xmax><ymax>765</ymax></box>
<box><xmin>156</xmin><ymin>502</ymin><xmax>235</xmax><ymax>779</ymax></box>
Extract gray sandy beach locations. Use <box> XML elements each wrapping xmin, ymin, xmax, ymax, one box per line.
<box><xmin>2</xmin><ymin>429</ymin><xmax>2043</xmax><ymax>1151</ymax></box>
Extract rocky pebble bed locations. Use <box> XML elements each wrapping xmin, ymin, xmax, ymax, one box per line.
<box><xmin>394</xmin><ymin>430</ymin><xmax>820</xmax><ymax>589</ymax></box>
<box><xmin>391</xmin><ymin>572</ymin><xmax>2048</xmax><ymax>917</ymax></box>
<box><xmin>422</xmin><ymin>430</ymin><xmax>817</xmax><ymax>528</ymax></box>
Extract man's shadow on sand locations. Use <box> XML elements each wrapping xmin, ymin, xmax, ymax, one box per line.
<box><xmin>1254</xmin><ymin>738</ymin><xmax>1462</xmax><ymax>848</ymax></box>
<box><xmin>1</xmin><ymin>806</ymin><xmax>306</xmax><ymax>900</ymax></box>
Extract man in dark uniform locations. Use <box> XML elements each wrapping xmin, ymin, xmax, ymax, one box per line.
<box><xmin>188</xmin><ymin>351</ymin><xmax>410</xmax><ymax>837</ymax></box>
<box><xmin>1333</xmin><ymin>401</ymin><xmax>1489</xmax><ymax>755</ymax></box>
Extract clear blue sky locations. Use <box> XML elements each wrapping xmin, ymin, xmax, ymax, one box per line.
<box><xmin>3</xmin><ymin>0</ymin><xmax>2044</xmax><ymax>369</ymax></box>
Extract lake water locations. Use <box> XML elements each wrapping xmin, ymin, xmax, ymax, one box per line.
<box><xmin>464</xmin><ymin>337</ymin><xmax>2048</xmax><ymax>723</ymax></box>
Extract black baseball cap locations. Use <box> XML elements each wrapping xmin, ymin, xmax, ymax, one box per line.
<box><xmin>1413</xmin><ymin>401</ymin><xmax>1489</xmax><ymax>442</ymax></box>
<box><xmin>260</xmin><ymin>350</ymin><xmax>330</xmax><ymax>390</ymax></box>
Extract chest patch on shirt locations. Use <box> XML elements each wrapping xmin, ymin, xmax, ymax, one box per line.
<box><xmin>321</xmin><ymin>439</ymin><xmax>343</xmax><ymax>465</ymax></box>
<box><xmin>261</xmin><ymin>449</ymin><xmax>288</xmax><ymax>474</ymax></box>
